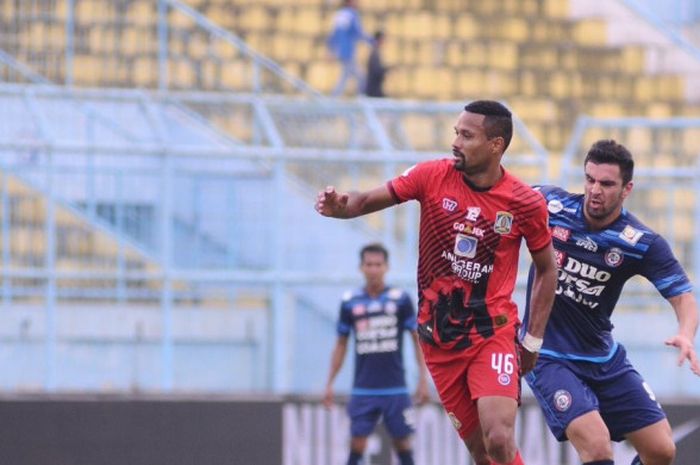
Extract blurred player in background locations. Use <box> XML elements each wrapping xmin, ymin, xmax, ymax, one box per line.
<box><xmin>523</xmin><ymin>139</ymin><xmax>700</xmax><ymax>465</ymax></box>
<box><xmin>323</xmin><ymin>242</ymin><xmax>429</xmax><ymax>465</ymax></box>
<box><xmin>316</xmin><ymin>100</ymin><xmax>558</xmax><ymax>465</ymax></box>
<box><xmin>327</xmin><ymin>0</ymin><xmax>373</xmax><ymax>97</ymax></box>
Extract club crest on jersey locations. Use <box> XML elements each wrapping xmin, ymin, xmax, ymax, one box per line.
<box><xmin>605</xmin><ymin>247</ymin><xmax>624</xmax><ymax>267</ymax></box>
<box><xmin>442</xmin><ymin>197</ymin><xmax>458</xmax><ymax>212</ymax></box>
<box><xmin>385</xmin><ymin>301</ymin><xmax>397</xmax><ymax>314</ymax></box>
<box><xmin>619</xmin><ymin>225</ymin><xmax>643</xmax><ymax>245</ymax></box>
<box><xmin>454</xmin><ymin>233</ymin><xmax>478</xmax><ymax>258</ymax></box>
<box><xmin>497</xmin><ymin>373</ymin><xmax>511</xmax><ymax>386</ymax></box>
<box><xmin>494</xmin><ymin>211</ymin><xmax>513</xmax><ymax>234</ymax></box>
<box><xmin>352</xmin><ymin>304</ymin><xmax>366</xmax><ymax>315</ymax></box>
<box><xmin>552</xmin><ymin>226</ymin><xmax>570</xmax><ymax>242</ymax></box>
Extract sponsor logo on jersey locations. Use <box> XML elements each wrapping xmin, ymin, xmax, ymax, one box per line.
<box><xmin>441</xmin><ymin>250</ymin><xmax>493</xmax><ymax>283</ymax></box>
<box><xmin>554</xmin><ymin>250</ymin><xmax>566</xmax><ymax>267</ymax></box>
<box><xmin>547</xmin><ymin>199</ymin><xmax>564</xmax><ymax>214</ymax></box>
<box><xmin>556</xmin><ymin>256</ymin><xmax>611</xmax><ymax>309</ymax></box>
<box><xmin>442</xmin><ymin>197</ymin><xmax>458</xmax><ymax>212</ymax></box>
<box><xmin>494</xmin><ymin>211</ymin><xmax>513</xmax><ymax>234</ymax></box>
<box><xmin>553</xmin><ymin>390</ymin><xmax>572</xmax><ymax>412</ymax></box>
<box><xmin>605</xmin><ymin>247</ymin><xmax>624</xmax><ymax>267</ymax></box>
<box><xmin>352</xmin><ymin>304</ymin><xmax>366</xmax><ymax>315</ymax></box>
<box><xmin>552</xmin><ymin>226</ymin><xmax>570</xmax><ymax>242</ymax></box>
<box><xmin>465</xmin><ymin>207</ymin><xmax>481</xmax><ymax>221</ymax></box>
<box><xmin>388</xmin><ymin>288</ymin><xmax>403</xmax><ymax>299</ymax></box>
<box><xmin>619</xmin><ymin>225</ymin><xmax>643</xmax><ymax>245</ymax></box>
<box><xmin>453</xmin><ymin>222</ymin><xmax>486</xmax><ymax>238</ymax></box>
<box><xmin>454</xmin><ymin>233</ymin><xmax>478</xmax><ymax>258</ymax></box>
<box><xmin>576</xmin><ymin>235</ymin><xmax>598</xmax><ymax>252</ymax></box>
<box><xmin>368</xmin><ymin>301</ymin><xmax>382</xmax><ymax>313</ymax></box>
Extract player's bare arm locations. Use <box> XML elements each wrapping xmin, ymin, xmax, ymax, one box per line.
<box><xmin>410</xmin><ymin>331</ymin><xmax>429</xmax><ymax>405</ymax></box>
<box><xmin>665</xmin><ymin>292</ymin><xmax>700</xmax><ymax>376</ymax></box>
<box><xmin>315</xmin><ymin>185</ymin><xmax>396</xmax><ymax>219</ymax></box>
<box><xmin>521</xmin><ymin>242</ymin><xmax>557</xmax><ymax>374</ymax></box>
<box><xmin>324</xmin><ymin>336</ymin><xmax>349</xmax><ymax>408</ymax></box>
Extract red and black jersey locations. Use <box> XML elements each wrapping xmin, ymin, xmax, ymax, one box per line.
<box><xmin>388</xmin><ymin>159</ymin><xmax>550</xmax><ymax>350</ymax></box>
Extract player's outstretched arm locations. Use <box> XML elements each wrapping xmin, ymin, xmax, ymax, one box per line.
<box><xmin>315</xmin><ymin>185</ymin><xmax>396</xmax><ymax>219</ymax></box>
<box><xmin>521</xmin><ymin>243</ymin><xmax>558</xmax><ymax>374</ymax></box>
<box><xmin>665</xmin><ymin>292</ymin><xmax>700</xmax><ymax>376</ymax></box>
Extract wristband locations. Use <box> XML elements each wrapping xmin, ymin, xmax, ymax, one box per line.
<box><xmin>521</xmin><ymin>332</ymin><xmax>543</xmax><ymax>353</ymax></box>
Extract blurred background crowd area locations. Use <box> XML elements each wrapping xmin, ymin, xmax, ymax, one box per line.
<box><xmin>0</xmin><ymin>0</ymin><xmax>699</xmax><ymax>397</ymax></box>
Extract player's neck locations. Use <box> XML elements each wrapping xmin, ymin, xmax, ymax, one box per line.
<box><xmin>583</xmin><ymin>210</ymin><xmax>621</xmax><ymax>231</ymax></box>
<box><xmin>365</xmin><ymin>282</ymin><xmax>385</xmax><ymax>297</ymax></box>
<box><xmin>462</xmin><ymin>165</ymin><xmax>504</xmax><ymax>191</ymax></box>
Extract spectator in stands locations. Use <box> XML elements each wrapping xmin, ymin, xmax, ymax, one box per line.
<box><xmin>316</xmin><ymin>100</ymin><xmax>558</xmax><ymax>465</ymax></box>
<box><xmin>327</xmin><ymin>0</ymin><xmax>373</xmax><ymax>97</ymax></box>
<box><xmin>523</xmin><ymin>139</ymin><xmax>700</xmax><ymax>465</ymax></box>
<box><xmin>365</xmin><ymin>30</ymin><xmax>389</xmax><ymax>98</ymax></box>
<box><xmin>323</xmin><ymin>242</ymin><xmax>428</xmax><ymax>465</ymax></box>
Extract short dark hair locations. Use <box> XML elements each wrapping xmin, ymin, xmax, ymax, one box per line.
<box><xmin>360</xmin><ymin>243</ymin><xmax>388</xmax><ymax>263</ymax></box>
<box><xmin>464</xmin><ymin>100</ymin><xmax>513</xmax><ymax>150</ymax></box>
<box><xmin>584</xmin><ymin>139</ymin><xmax>634</xmax><ymax>185</ymax></box>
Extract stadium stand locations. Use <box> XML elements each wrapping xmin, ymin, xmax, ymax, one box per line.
<box><xmin>0</xmin><ymin>0</ymin><xmax>700</xmax><ymax>396</ymax></box>
<box><xmin>1</xmin><ymin>0</ymin><xmax>700</xmax><ymax>152</ymax></box>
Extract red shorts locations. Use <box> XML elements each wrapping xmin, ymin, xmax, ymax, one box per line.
<box><xmin>420</xmin><ymin>325</ymin><xmax>521</xmax><ymax>439</ymax></box>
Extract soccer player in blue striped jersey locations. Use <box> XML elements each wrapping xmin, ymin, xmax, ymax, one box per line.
<box><xmin>324</xmin><ymin>243</ymin><xmax>429</xmax><ymax>465</ymax></box>
<box><xmin>522</xmin><ymin>140</ymin><xmax>700</xmax><ymax>465</ymax></box>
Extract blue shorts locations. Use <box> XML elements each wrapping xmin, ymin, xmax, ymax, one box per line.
<box><xmin>347</xmin><ymin>393</ymin><xmax>415</xmax><ymax>439</ymax></box>
<box><xmin>525</xmin><ymin>344</ymin><xmax>666</xmax><ymax>442</ymax></box>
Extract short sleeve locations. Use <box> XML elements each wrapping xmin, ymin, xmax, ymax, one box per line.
<box><xmin>521</xmin><ymin>190</ymin><xmax>552</xmax><ymax>252</ymax></box>
<box><xmin>641</xmin><ymin>236</ymin><xmax>693</xmax><ymax>299</ymax></box>
<box><xmin>388</xmin><ymin>161</ymin><xmax>435</xmax><ymax>203</ymax></box>
<box><xmin>337</xmin><ymin>299</ymin><xmax>352</xmax><ymax>336</ymax></box>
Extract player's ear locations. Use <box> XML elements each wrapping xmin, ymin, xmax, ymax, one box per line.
<box><xmin>490</xmin><ymin>136</ymin><xmax>505</xmax><ymax>155</ymax></box>
<box><xmin>622</xmin><ymin>180</ymin><xmax>634</xmax><ymax>199</ymax></box>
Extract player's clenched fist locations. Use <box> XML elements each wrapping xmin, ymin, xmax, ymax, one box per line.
<box><xmin>315</xmin><ymin>186</ymin><xmax>349</xmax><ymax>217</ymax></box>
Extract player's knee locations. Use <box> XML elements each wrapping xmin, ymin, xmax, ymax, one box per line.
<box><xmin>483</xmin><ymin>428</ymin><xmax>516</xmax><ymax>463</ymax></box>
<box><xmin>640</xmin><ymin>440</ymin><xmax>675</xmax><ymax>465</ymax></box>
<box><xmin>581</xmin><ymin>438</ymin><xmax>613</xmax><ymax>461</ymax></box>
<box><xmin>570</xmin><ymin>426</ymin><xmax>612</xmax><ymax>460</ymax></box>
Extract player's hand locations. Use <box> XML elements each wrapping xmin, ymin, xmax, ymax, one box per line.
<box><xmin>665</xmin><ymin>334</ymin><xmax>700</xmax><ymax>376</ymax></box>
<box><xmin>519</xmin><ymin>346</ymin><xmax>539</xmax><ymax>375</ymax></box>
<box><xmin>315</xmin><ymin>186</ymin><xmax>349</xmax><ymax>218</ymax></box>
<box><xmin>323</xmin><ymin>385</ymin><xmax>334</xmax><ymax>409</ymax></box>
<box><xmin>414</xmin><ymin>378</ymin><xmax>430</xmax><ymax>406</ymax></box>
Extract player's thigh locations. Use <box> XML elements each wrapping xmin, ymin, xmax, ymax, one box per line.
<box><xmin>565</xmin><ymin>410</ymin><xmax>613</xmax><ymax>460</ymax></box>
<box><xmin>381</xmin><ymin>394</ymin><xmax>415</xmax><ymax>439</ymax></box>
<box><xmin>347</xmin><ymin>395</ymin><xmax>382</xmax><ymax>437</ymax></box>
<box><xmin>476</xmin><ymin>395</ymin><xmax>518</xmax><ymax>434</ymax></box>
<box><xmin>420</xmin><ymin>341</ymin><xmax>479</xmax><ymax>439</ymax></box>
<box><xmin>596</xmin><ymin>350</ymin><xmax>667</xmax><ymax>441</ymax></box>
<box><xmin>467</xmin><ymin>326</ymin><xmax>520</xmax><ymax>402</ymax></box>
<box><xmin>624</xmin><ymin>418</ymin><xmax>675</xmax><ymax>465</ymax></box>
<box><xmin>525</xmin><ymin>358</ymin><xmax>600</xmax><ymax>441</ymax></box>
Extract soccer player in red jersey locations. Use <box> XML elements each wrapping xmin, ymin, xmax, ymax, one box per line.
<box><xmin>315</xmin><ymin>100</ymin><xmax>557</xmax><ymax>465</ymax></box>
